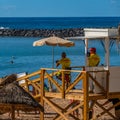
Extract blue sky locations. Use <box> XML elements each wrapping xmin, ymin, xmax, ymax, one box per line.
<box><xmin>0</xmin><ymin>0</ymin><xmax>120</xmax><ymax>17</ymax></box>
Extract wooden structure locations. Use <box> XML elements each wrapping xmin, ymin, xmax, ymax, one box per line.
<box><xmin>17</xmin><ymin>68</ymin><xmax>119</xmax><ymax>120</ymax></box>
<box><xmin>16</xmin><ymin>28</ymin><xmax>120</xmax><ymax>120</ymax></box>
<box><xmin>18</xmin><ymin>65</ymin><xmax>120</xmax><ymax>120</ymax></box>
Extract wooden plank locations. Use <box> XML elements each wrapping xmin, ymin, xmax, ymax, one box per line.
<box><xmin>89</xmin><ymin>94</ymin><xmax>107</xmax><ymax>100</ymax></box>
<box><xmin>69</xmin><ymin>89</ymin><xmax>83</xmax><ymax>93</ymax></box>
<box><xmin>65</xmin><ymin>73</ymin><xmax>84</xmax><ymax>93</ymax></box>
<box><xmin>108</xmin><ymin>92</ymin><xmax>120</xmax><ymax>99</ymax></box>
<box><xmin>45</xmin><ymin>92</ymin><xmax>84</xmax><ymax>100</ymax></box>
<box><xmin>56</xmin><ymin>101</ymin><xmax>84</xmax><ymax>120</ymax></box>
<box><xmin>17</xmin><ymin>70</ymin><xmax>41</xmax><ymax>81</ymax></box>
<box><xmin>43</xmin><ymin>97</ymin><xmax>68</xmax><ymax>120</ymax></box>
<box><xmin>95</xmin><ymin>100</ymin><xmax>119</xmax><ymax>118</ymax></box>
<box><xmin>106</xmin><ymin>70</ymin><xmax>109</xmax><ymax>97</ymax></box>
<box><xmin>96</xmin><ymin>101</ymin><xmax>116</xmax><ymax>119</ymax></box>
<box><xmin>83</xmin><ymin>71</ymin><xmax>89</xmax><ymax>120</ymax></box>
<box><xmin>45</xmin><ymin>72</ymin><xmax>62</xmax><ymax>92</ymax></box>
<box><xmin>11</xmin><ymin>105</ymin><xmax>15</xmax><ymax>120</ymax></box>
<box><xmin>89</xmin><ymin>73</ymin><xmax>106</xmax><ymax>93</ymax></box>
<box><xmin>62</xmin><ymin>71</ymin><xmax>65</xmax><ymax>98</ymax></box>
<box><xmin>40</xmin><ymin>69</ymin><xmax>45</xmax><ymax>120</ymax></box>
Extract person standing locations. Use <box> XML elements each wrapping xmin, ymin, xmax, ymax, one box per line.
<box><xmin>87</xmin><ymin>47</ymin><xmax>100</xmax><ymax>92</ymax></box>
<box><xmin>56</xmin><ymin>52</ymin><xmax>71</xmax><ymax>88</ymax></box>
<box><xmin>87</xmin><ymin>47</ymin><xmax>100</xmax><ymax>119</ymax></box>
<box><xmin>88</xmin><ymin>47</ymin><xmax>100</xmax><ymax>67</ymax></box>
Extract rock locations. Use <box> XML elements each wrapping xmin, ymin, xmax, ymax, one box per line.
<box><xmin>0</xmin><ymin>28</ymin><xmax>84</xmax><ymax>37</ymax></box>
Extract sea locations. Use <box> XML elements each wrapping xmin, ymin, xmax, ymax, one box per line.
<box><xmin>0</xmin><ymin>17</ymin><xmax>120</xmax><ymax>78</ymax></box>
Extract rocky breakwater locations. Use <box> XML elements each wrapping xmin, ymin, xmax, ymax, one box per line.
<box><xmin>0</xmin><ymin>28</ymin><xmax>84</xmax><ymax>37</ymax></box>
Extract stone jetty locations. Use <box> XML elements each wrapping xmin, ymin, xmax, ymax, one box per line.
<box><xmin>0</xmin><ymin>28</ymin><xmax>84</xmax><ymax>37</ymax></box>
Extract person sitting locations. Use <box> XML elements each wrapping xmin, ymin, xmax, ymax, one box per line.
<box><xmin>56</xmin><ymin>52</ymin><xmax>71</xmax><ymax>88</ymax></box>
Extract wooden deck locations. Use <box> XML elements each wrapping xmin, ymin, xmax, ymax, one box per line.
<box><xmin>15</xmin><ymin>68</ymin><xmax>120</xmax><ymax>120</ymax></box>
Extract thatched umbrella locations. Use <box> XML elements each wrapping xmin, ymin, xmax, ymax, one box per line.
<box><xmin>0</xmin><ymin>74</ymin><xmax>44</xmax><ymax>119</ymax></box>
<box><xmin>0</xmin><ymin>74</ymin><xmax>17</xmax><ymax>86</ymax></box>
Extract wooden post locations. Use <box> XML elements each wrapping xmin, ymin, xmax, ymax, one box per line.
<box><xmin>25</xmin><ymin>78</ymin><xmax>29</xmax><ymax>92</ymax></box>
<box><xmin>40</xmin><ymin>69</ymin><xmax>45</xmax><ymax>120</ymax></box>
<box><xmin>83</xmin><ymin>71</ymin><xmax>89</xmax><ymax>120</ymax></box>
<box><xmin>106</xmin><ymin>70</ymin><xmax>109</xmax><ymax>97</ymax></box>
<box><xmin>105</xmin><ymin>37</ymin><xmax>110</xmax><ymax>69</ymax></box>
<box><xmin>11</xmin><ymin>105</ymin><xmax>15</xmax><ymax>120</ymax></box>
<box><xmin>85</xmin><ymin>38</ymin><xmax>88</xmax><ymax>69</ymax></box>
<box><xmin>62</xmin><ymin>70</ymin><xmax>65</xmax><ymax>98</ymax></box>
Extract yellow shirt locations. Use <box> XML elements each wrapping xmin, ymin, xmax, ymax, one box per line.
<box><xmin>58</xmin><ymin>58</ymin><xmax>71</xmax><ymax>69</ymax></box>
<box><xmin>88</xmin><ymin>53</ymin><xmax>100</xmax><ymax>67</ymax></box>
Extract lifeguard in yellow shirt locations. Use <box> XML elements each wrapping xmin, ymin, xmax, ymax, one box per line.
<box><xmin>87</xmin><ymin>47</ymin><xmax>100</xmax><ymax>119</ymax></box>
<box><xmin>56</xmin><ymin>52</ymin><xmax>71</xmax><ymax>88</ymax></box>
<box><xmin>88</xmin><ymin>47</ymin><xmax>100</xmax><ymax>67</ymax></box>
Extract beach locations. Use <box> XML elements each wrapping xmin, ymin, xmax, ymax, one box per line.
<box><xmin>0</xmin><ymin>98</ymin><xmax>115</xmax><ymax>120</ymax></box>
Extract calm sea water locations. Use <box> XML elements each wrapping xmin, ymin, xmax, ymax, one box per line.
<box><xmin>0</xmin><ymin>17</ymin><xmax>120</xmax><ymax>77</ymax></box>
<box><xmin>0</xmin><ymin>17</ymin><xmax>120</xmax><ymax>29</ymax></box>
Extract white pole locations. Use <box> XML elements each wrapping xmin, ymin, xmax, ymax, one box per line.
<box><xmin>105</xmin><ymin>37</ymin><xmax>110</xmax><ymax>70</ymax></box>
<box><xmin>85</xmin><ymin>38</ymin><xmax>88</xmax><ymax>69</ymax></box>
<box><xmin>52</xmin><ymin>47</ymin><xmax>54</xmax><ymax>68</ymax></box>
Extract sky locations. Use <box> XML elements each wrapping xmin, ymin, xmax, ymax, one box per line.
<box><xmin>0</xmin><ymin>0</ymin><xmax>120</xmax><ymax>17</ymax></box>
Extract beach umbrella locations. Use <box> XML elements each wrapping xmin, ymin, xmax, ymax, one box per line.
<box><xmin>0</xmin><ymin>82</ymin><xmax>43</xmax><ymax>109</ymax></box>
<box><xmin>33</xmin><ymin>36</ymin><xmax>75</xmax><ymax>68</ymax></box>
<box><xmin>0</xmin><ymin>74</ymin><xmax>17</xmax><ymax>86</ymax></box>
<box><xmin>0</xmin><ymin>74</ymin><xmax>44</xmax><ymax>119</ymax></box>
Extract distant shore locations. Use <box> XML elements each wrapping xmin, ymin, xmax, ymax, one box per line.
<box><xmin>0</xmin><ymin>28</ymin><xmax>84</xmax><ymax>37</ymax></box>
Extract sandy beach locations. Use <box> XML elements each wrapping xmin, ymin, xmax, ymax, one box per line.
<box><xmin>0</xmin><ymin>98</ymin><xmax>116</xmax><ymax>120</ymax></box>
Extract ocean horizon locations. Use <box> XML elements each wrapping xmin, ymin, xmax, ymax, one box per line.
<box><xmin>0</xmin><ymin>17</ymin><xmax>120</xmax><ymax>29</ymax></box>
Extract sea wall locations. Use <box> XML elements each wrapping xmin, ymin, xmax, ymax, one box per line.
<box><xmin>0</xmin><ymin>28</ymin><xmax>84</xmax><ymax>37</ymax></box>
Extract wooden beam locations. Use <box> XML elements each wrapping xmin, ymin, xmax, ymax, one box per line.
<box><xmin>45</xmin><ymin>72</ymin><xmax>62</xmax><ymax>92</ymax></box>
<box><xmin>95</xmin><ymin>101</ymin><xmax>116</xmax><ymax>119</ymax></box>
<box><xmin>11</xmin><ymin>105</ymin><xmax>15</xmax><ymax>120</ymax></box>
<box><xmin>43</xmin><ymin>97</ymin><xmax>68</xmax><ymax>120</ymax></box>
<box><xmin>65</xmin><ymin>73</ymin><xmax>84</xmax><ymax>93</ymax></box>
<box><xmin>40</xmin><ymin>69</ymin><xmax>45</xmax><ymax>120</ymax></box>
<box><xmin>56</xmin><ymin>101</ymin><xmax>84</xmax><ymax>120</ymax></box>
<box><xmin>89</xmin><ymin>73</ymin><xmax>106</xmax><ymax>93</ymax></box>
<box><xmin>62</xmin><ymin>71</ymin><xmax>65</xmax><ymax>98</ymax></box>
<box><xmin>83</xmin><ymin>72</ymin><xmax>89</xmax><ymax>120</ymax></box>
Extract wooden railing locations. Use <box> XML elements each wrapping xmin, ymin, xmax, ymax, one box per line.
<box><xmin>17</xmin><ymin>67</ymin><xmax>110</xmax><ymax>120</ymax></box>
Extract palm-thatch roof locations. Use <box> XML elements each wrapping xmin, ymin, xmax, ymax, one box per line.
<box><xmin>0</xmin><ymin>74</ymin><xmax>44</xmax><ymax>114</ymax></box>
<box><xmin>0</xmin><ymin>74</ymin><xmax>17</xmax><ymax>86</ymax></box>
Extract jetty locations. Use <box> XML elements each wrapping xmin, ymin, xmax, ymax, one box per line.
<box><xmin>0</xmin><ymin>28</ymin><xmax>84</xmax><ymax>37</ymax></box>
<box><xmin>1</xmin><ymin>28</ymin><xmax>120</xmax><ymax>120</ymax></box>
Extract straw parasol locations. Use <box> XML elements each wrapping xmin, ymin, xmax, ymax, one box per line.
<box><xmin>0</xmin><ymin>74</ymin><xmax>44</xmax><ymax>119</ymax></box>
<box><xmin>0</xmin><ymin>82</ymin><xmax>43</xmax><ymax>109</ymax></box>
<box><xmin>33</xmin><ymin>36</ymin><xmax>75</xmax><ymax>68</ymax></box>
<box><xmin>0</xmin><ymin>74</ymin><xmax>17</xmax><ymax>86</ymax></box>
